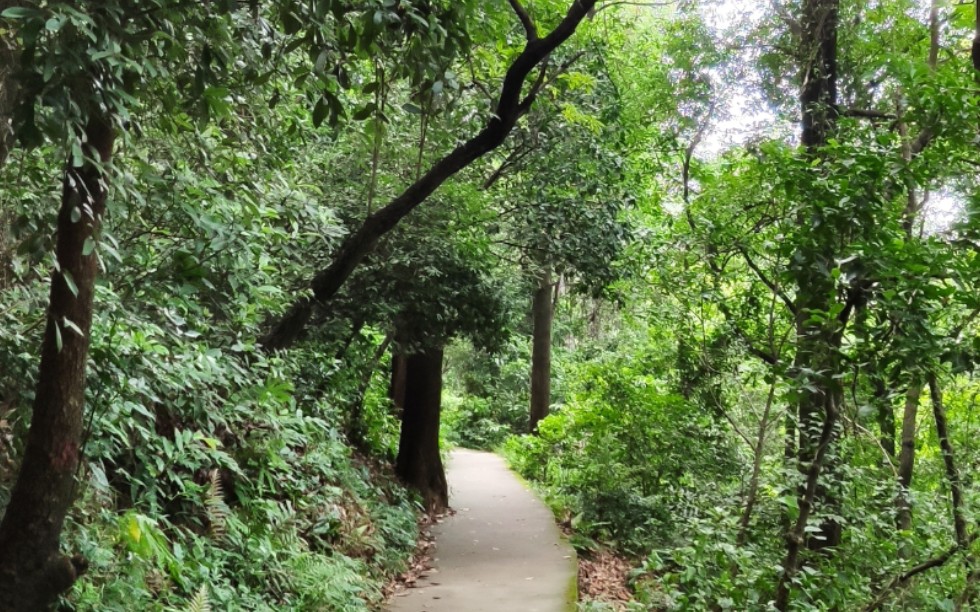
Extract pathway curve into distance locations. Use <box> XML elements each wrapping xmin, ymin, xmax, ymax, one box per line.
<box><xmin>387</xmin><ymin>449</ymin><xmax>577</xmax><ymax>612</ymax></box>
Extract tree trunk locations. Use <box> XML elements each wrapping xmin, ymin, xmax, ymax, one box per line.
<box><xmin>529</xmin><ymin>266</ymin><xmax>553</xmax><ymax>433</ymax></box>
<box><xmin>737</xmin><ymin>382</ymin><xmax>777</xmax><ymax>546</ymax></box>
<box><xmin>348</xmin><ymin>332</ymin><xmax>392</xmax><ymax>445</ymax></box>
<box><xmin>872</xmin><ymin>376</ymin><xmax>896</xmax><ymax>458</ymax></box>
<box><xmin>258</xmin><ymin>0</ymin><xmax>599</xmax><ymax>351</ymax></box>
<box><xmin>775</xmin><ymin>0</ymin><xmax>841</xmax><ymax>608</ymax></box>
<box><xmin>895</xmin><ymin>382</ymin><xmax>922</xmax><ymax>532</ymax></box>
<box><xmin>972</xmin><ymin>0</ymin><xmax>979</xmax><ymax>73</ymax></box>
<box><xmin>0</xmin><ymin>1</ymin><xmax>17</xmax><ymax>168</ymax></box>
<box><xmin>927</xmin><ymin>374</ymin><xmax>967</xmax><ymax>546</ymax></box>
<box><xmin>389</xmin><ymin>353</ymin><xmax>408</xmax><ymax>416</ymax></box>
<box><xmin>395</xmin><ymin>348</ymin><xmax>448</xmax><ymax>512</ymax></box>
<box><xmin>0</xmin><ymin>115</ymin><xmax>114</xmax><ymax>611</ymax></box>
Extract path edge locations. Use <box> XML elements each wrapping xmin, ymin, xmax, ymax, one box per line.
<box><xmin>500</xmin><ymin>453</ymin><xmax>580</xmax><ymax>612</ymax></box>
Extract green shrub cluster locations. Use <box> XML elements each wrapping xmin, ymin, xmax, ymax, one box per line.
<box><xmin>16</xmin><ymin>340</ymin><xmax>419</xmax><ymax>611</ymax></box>
<box><xmin>0</xmin><ymin>98</ymin><xmax>419</xmax><ymax>609</ymax></box>
<box><xmin>504</xmin><ymin>354</ymin><xmax>738</xmax><ymax>553</ymax></box>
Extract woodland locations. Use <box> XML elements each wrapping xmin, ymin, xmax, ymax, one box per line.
<box><xmin>0</xmin><ymin>0</ymin><xmax>979</xmax><ymax>610</ymax></box>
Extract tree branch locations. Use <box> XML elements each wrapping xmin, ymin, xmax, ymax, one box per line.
<box><xmin>863</xmin><ymin>536</ymin><xmax>976</xmax><ymax>612</ymax></box>
<box><xmin>260</xmin><ymin>0</ymin><xmax>599</xmax><ymax>350</ymax></box>
<box><xmin>508</xmin><ymin>0</ymin><xmax>539</xmax><ymax>41</ymax></box>
<box><xmin>734</xmin><ymin>243</ymin><xmax>797</xmax><ymax>317</ymax></box>
<box><xmin>839</xmin><ymin>107</ymin><xmax>896</xmax><ymax>120</ymax></box>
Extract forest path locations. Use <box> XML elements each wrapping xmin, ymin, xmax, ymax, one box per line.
<box><xmin>387</xmin><ymin>449</ymin><xmax>577</xmax><ymax>612</ymax></box>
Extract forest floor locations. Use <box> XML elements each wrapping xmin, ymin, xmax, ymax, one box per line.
<box><xmin>386</xmin><ymin>449</ymin><xmax>577</xmax><ymax>612</ymax></box>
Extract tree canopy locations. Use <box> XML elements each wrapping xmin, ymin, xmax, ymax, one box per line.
<box><xmin>2</xmin><ymin>0</ymin><xmax>980</xmax><ymax>610</ymax></box>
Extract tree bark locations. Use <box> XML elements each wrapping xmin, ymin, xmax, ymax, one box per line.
<box><xmin>395</xmin><ymin>347</ymin><xmax>449</xmax><ymax>512</ymax></box>
<box><xmin>0</xmin><ymin>0</ymin><xmax>18</xmax><ymax>168</ymax></box>
<box><xmin>972</xmin><ymin>0</ymin><xmax>979</xmax><ymax>73</ymax></box>
<box><xmin>0</xmin><ymin>115</ymin><xmax>114</xmax><ymax>611</ymax></box>
<box><xmin>259</xmin><ymin>0</ymin><xmax>599</xmax><ymax>350</ymax></box>
<box><xmin>529</xmin><ymin>265</ymin><xmax>553</xmax><ymax>433</ymax></box>
<box><xmin>872</xmin><ymin>376</ymin><xmax>896</xmax><ymax>458</ymax></box>
<box><xmin>927</xmin><ymin>374</ymin><xmax>967</xmax><ymax>546</ymax></box>
<box><xmin>895</xmin><ymin>382</ymin><xmax>922</xmax><ymax>532</ymax></box>
<box><xmin>389</xmin><ymin>353</ymin><xmax>408</xmax><ymax>415</ymax></box>
<box><xmin>775</xmin><ymin>0</ymin><xmax>841</xmax><ymax>608</ymax></box>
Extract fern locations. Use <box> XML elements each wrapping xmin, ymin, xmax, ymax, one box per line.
<box><xmin>185</xmin><ymin>585</ymin><xmax>211</xmax><ymax>612</ymax></box>
<box><xmin>205</xmin><ymin>469</ymin><xmax>230</xmax><ymax>539</ymax></box>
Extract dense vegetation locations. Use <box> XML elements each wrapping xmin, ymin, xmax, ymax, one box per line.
<box><xmin>1</xmin><ymin>0</ymin><xmax>979</xmax><ymax>610</ymax></box>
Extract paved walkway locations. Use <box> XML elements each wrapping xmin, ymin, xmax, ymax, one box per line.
<box><xmin>387</xmin><ymin>449</ymin><xmax>577</xmax><ymax>612</ymax></box>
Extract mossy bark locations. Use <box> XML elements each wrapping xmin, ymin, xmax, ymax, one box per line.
<box><xmin>0</xmin><ymin>116</ymin><xmax>114</xmax><ymax>611</ymax></box>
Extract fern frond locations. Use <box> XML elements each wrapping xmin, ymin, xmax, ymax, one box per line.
<box><xmin>185</xmin><ymin>585</ymin><xmax>211</xmax><ymax>612</ymax></box>
<box><xmin>205</xmin><ymin>469</ymin><xmax>230</xmax><ymax>539</ymax></box>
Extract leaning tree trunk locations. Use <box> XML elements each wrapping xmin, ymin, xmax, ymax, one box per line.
<box><xmin>528</xmin><ymin>265</ymin><xmax>553</xmax><ymax>433</ymax></box>
<box><xmin>395</xmin><ymin>347</ymin><xmax>449</xmax><ymax>512</ymax></box>
<box><xmin>0</xmin><ymin>115</ymin><xmax>114</xmax><ymax>611</ymax></box>
<box><xmin>258</xmin><ymin>0</ymin><xmax>600</xmax><ymax>351</ymax></box>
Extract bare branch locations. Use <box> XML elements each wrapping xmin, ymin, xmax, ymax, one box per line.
<box><xmin>839</xmin><ymin>107</ymin><xmax>896</xmax><ymax>120</ymax></box>
<box><xmin>508</xmin><ymin>0</ymin><xmax>539</xmax><ymax>41</ymax></box>
<box><xmin>594</xmin><ymin>0</ymin><xmax>674</xmax><ymax>16</ymax></box>
<box><xmin>734</xmin><ymin>243</ymin><xmax>798</xmax><ymax>317</ymax></box>
<box><xmin>863</xmin><ymin>536</ymin><xmax>976</xmax><ymax>612</ymax></box>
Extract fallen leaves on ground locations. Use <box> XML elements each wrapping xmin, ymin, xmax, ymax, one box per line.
<box><xmin>383</xmin><ymin>507</ymin><xmax>455</xmax><ymax>599</ymax></box>
<box><xmin>578</xmin><ymin>548</ymin><xmax>635</xmax><ymax>609</ymax></box>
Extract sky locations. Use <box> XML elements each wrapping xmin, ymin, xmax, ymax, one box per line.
<box><xmin>689</xmin><ymin>0</ymin><xmax>966</xmax><ymax>234</ymax></box>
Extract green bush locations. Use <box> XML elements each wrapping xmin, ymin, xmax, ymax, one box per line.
<box><xmin>442</xmin><ymin>394</ymin><xmax>514</xmax><ymax>449</ymax></box>
<box><xmin>504</xmin><ymin>355</ymin><xmax>739</xmax><ymax>553</ymax></box>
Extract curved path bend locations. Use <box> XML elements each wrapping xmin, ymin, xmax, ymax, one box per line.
<box><xmin>387</xmin><ymin>449</ymin><xmax>577</xmax><ymax>612</ymax></box>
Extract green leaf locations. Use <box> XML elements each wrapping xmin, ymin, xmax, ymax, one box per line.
<box><xmin>1</xmin><ymin>7</ymin><xmax>41</xmax><ymax>19</ymax></box>
<box><xmin>71</xmin><ymin>140</ymin><xmax>84</xmax><ymax>168</ymax></box>
<box><xmin>62</xmin><ymin>317</ymin><xmax>84</xmax><ymax>338</ymax></box>
<box><xmin>352</xmin><ymin>102</ymin><xmax>376</xmax><ymax>121</ymax></box>
<box><xmin>54</xmin><ymin>322</ymin><xmax>62</xmax><ymax>352</ymax></box>
<box><xmin>62</xmin><ymin>270</ymin><xmax>78</xmax><ymax>297</ymax></box>
<box><xmin>82</xmin><ymin>237</ymin><xmax>96</xmax><ymax>256</ymax></box>
<box><xmin>312</xmin><ymin>97</ymin><xmax>329</xmax><ymax>128</ymax></box>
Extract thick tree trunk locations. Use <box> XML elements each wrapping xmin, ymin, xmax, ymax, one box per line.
<box><xmin>259</xmin><ymin>0</ymin><xmax>599</xmax><ymax>351</ymax></box>
<box><xmin>395</xmin><ymin>348</ymin><xmax>448</xmax><ymax>512</ymax></box>
<box><xmin>775</xmin><ymin>0</ymin><xmax>841</xmax><ymax>608</ymax></box>
<box><xmin>389</xmin><ymin>354</ymin><xmax>408</xmax><ymax>415</ymax></box>
<box><xmin>528</xmin><ymin>266</ymin><xmax>553</xmax><ymax>433</ymax></box>
<box><xmin>0</xmin><ymin>116</ymin><xmax>114</xmax><ymax>611</ymax></box>
<box><xmin>895</xmin><ymin>382</ymin><xmax>922</xmax><ymax>532</ymax></box>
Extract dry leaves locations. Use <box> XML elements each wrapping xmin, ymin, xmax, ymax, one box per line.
<box><xmin>578</xmin><ymin>548</ymin><xmax>635</xmax><ymax>609</ymax></box>
<box><xmin>383</xmin><ymin>508</ymin><xmax>454</xmax><ymax>599</ymax></box>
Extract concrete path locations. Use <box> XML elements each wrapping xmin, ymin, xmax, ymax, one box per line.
<box><xmin>387</xmin><ymin>449</ymin><xmax>577</xmax><ymax>612</ymax></box>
